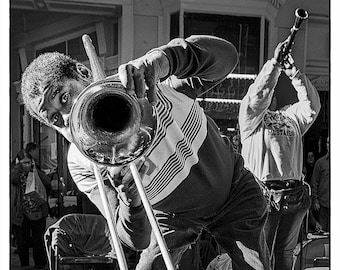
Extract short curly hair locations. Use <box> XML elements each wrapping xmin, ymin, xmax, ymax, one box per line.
<box><xmin>21</xmin><ymin>52</ymin><xmax>79</xmax><ymax>125</ymax></box>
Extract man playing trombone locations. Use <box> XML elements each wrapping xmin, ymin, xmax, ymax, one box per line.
<box><xmin>21</xmin><ymin>35</ymin><xmax>270</xmax><ymax>269</ymax></box>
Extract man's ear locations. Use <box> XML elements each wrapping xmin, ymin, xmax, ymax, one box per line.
<box><xmin>76</xmin><ymin>63</ymin><xmax>92</xmax><ymax>81</ymax></box>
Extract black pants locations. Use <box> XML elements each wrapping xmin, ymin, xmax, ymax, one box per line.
<box><xmin>19</xmin><ymin>215</ymin><xmax>47</xmax><ymax>267</ymax></box>
<box><xmin>316</xmin><ymin>205</ymin><xmax>330</xmax><ymax>232</ymax></box>
<box><xmin>136</xmin><ymin>169</ymin><xmax>270</xmax><ymax>270</ymax></box>
<box><xmin>263</xmin><ymin>181</ymin><xmax>311</xmax><ymax>270</ymax></box>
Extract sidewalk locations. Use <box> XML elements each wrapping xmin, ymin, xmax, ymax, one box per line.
<box><xmin>10</xmin><ymin>246</ymin><xmax>22</xmax><ymax>270</ymax></box>
<box><xmin>10</xmin><ymin>217</ymin><xmax>57</xmax><ymax>270</ymax></box>
<box><xmin>10</xmin><ymin>246</ymin><xmax>48</xmax><ymax>270</ymax></box>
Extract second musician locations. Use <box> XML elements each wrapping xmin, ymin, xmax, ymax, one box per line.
<box><xmin>239</xmin><ymin>40</ymin><xmax>321</xmax><ymax>270</ymax></box>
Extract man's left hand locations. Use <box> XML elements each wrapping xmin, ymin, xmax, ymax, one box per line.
<box><xmin>108</xmin><ymin>160</ymin><xmax>146</xmax><ymax>207</ymax></box>
<box><xmin>282</xmin><ymin>54</ymin><xmax>298</xmax><ymax>78</ymax></box>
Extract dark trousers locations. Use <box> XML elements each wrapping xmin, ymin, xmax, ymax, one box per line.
<box><xmin>136</xmin><ymin>169</ymin><xmax>270</xmax><ymax>270</ymax></box>
<box><xmin>265</xmin><ymin>187</ymin><xmax>311</xmax><ymax>270</ymax></box>
<box><xmin>19</xmin><ymin>215</ymin><xmax>47</xmax><ymax>267</ymax></box>
<box><xmin>316</xmin><ymin>205</ymin><xmax>330</xmax><ymax>232</ymax></box>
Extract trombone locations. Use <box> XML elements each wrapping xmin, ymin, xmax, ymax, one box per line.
<box><xmin>69</xmin><ymin>34</ymin><xmax>175</xmax><ymax>270</ymax></box>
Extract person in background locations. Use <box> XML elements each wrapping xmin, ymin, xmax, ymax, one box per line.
<box><xmin>10</xmin><ymin>147</ymin><xmax>50</xmax><ymax>269</ymax></box>
<box><xmin>11</xmin><ymin>154</ymin><xmax>31</xmax><ymax>268</ymax></box>
<box><xmin>301</xmin><ymin>150</ymin><xmax>321</xmax><ymax>234</ymax></box>
<box><xmin>11</xmin><ymin>149</ymin><xmax>25</xmax><ymax>167</ymax></box>
<box><xmin>311</xmin><ymin>136</ymin><xmax>330</xmax><ymax>232</ymax></box>
<box><xmin>303</xmin><ymin>151</ymin><xmax>316</xmax><ymax>184</ymax></box>
<box><xmin>239</xmin><ymin>40</ymin><xmax>321</xmax><ymax>270</ymax></box>
<box><xmin>20</xmin><ymin>35</ymin><xmax>271</xmax><ymax>269</ymax></box>
<box><xmin>10</xmin><ymin>150</ymin><xmax>26</xmax><ymax>253</ymax></box>
<box><xmin>25</xmin><ymin>142</ymin><xmax>52</xmax><ymax>193</ymax></box>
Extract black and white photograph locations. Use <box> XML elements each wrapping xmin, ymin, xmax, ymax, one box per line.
<box><xmin>8</xmin><ymin>0</ymin><xmax>332</xmax><ymax>269</ymax></box>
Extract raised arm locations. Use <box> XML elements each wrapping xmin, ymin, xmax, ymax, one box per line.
<box><xmin>118</xmin><ymin>35</ymin><xmax>239</xmax><ymax>103</ymax></box>
<box><xmin>239</xmin><ymin>58</ymin><xmax>281</xmax><ymax>141</ymax></box>
<box><xmin>238</xmin><ymin>42</ymin><xmax>290</xmax><ymax>141</ymax></box>
<box><xmin>239</xmin><ymin>40</ymin><xmax>321</xmax><ymax>140</ymax></box>
<box><xmin>161</xmin><ymin>35</ymin><xmax>239</xmax><ymax>97</ymax></box>
<box><xmin>283</xmin><ymin>69</ymin><xmax>321</xmax><ymax>135</ymax></box>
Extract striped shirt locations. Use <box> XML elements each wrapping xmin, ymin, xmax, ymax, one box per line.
<box><xmin>68</xmin><ymin>35</ymin><xmax>240</xmax><ymax>219</ymax></box>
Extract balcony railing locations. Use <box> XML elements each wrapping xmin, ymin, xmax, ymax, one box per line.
<box><xmin>197</xmin><ymin>73</ymin><xmax>256</xmax><ymax>118</ymax></box>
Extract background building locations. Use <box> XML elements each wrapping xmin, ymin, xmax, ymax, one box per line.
<box><xmin>10</xmin><ymin>0</ymin><xmax>329</xmax><ymax>199</ymax></box>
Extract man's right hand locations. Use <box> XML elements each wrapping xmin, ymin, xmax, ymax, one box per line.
<box><xmin>273</xmin><ymin>40</ymin><xmax>298</xmax><ymax>73</ymax></box>
<box><xmin>118</xmin><ymin>51</ymin><xmax>170</xmax><ymax>106</ymax></box>
<box><xmin>273</xmin><ymin>41</ymin><xmax>286</xmax><ymax>64</ymax></box>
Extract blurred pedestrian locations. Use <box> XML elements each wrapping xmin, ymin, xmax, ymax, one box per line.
<box><xmin>11</xmin><ymin>143</ymin><xmax>51</xmax><ymax>269</ymax></box>
<box><xmin>303</xmin><ymin>151</ymin><xmax>316</xmax><ymax>184</ymax></box>
<box><xmin>311</xmin><ymin>136</ymin><xmax>330</xmax><ymax>232</ymax></box>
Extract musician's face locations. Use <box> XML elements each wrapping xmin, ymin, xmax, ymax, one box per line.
<box><xmin>35</xmin><ymin>77</ymin><xmax>89</xmax><ymax>142</ymax></box>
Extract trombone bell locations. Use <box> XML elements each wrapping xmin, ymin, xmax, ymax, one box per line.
<box><xmin>69</xmin><ymin>78</ymin><xmax>157</xmax><ymax>167</ymax></box>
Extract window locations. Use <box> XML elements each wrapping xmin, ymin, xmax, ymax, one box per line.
<box><xmin>113</xmin><ymin>22</ymin><xmax>119</xmax><ymax>56</ymax></box>
<box><xmin>264</xmin><ymin>19</ymin><xmax>269</xmax><ymax>63</ymax></box>
<box><xmin>183</xmin><ymin>13</ymin><xmax>261</xmax><ymax>74</ymax></box>
<box><xmin>36</xmin><ymin>31</ymin><xmax>99</xmax><ymax>61</ymax></box>
<box><xmin>170</xmin><ymin>12</ymin><xmax>180</xmax><ymax>39</ymax></box>
<box><xmin>170</xmin><ymin>11</ymin><xmax>266</xmax><ymax>130</ymax></box>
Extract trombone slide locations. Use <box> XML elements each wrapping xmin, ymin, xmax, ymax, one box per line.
<box><xmin>93</xmin><ymin>165</ymin><xmax>129</xmax><ymax>269</ymax></box>
<box><xmin>130</xmin><ymin>163</ymin><xmax>175</xmax><ymax>270</ymax></box>
<box><xmin>81</xmin><ymin>34</ymin><xmax>175</xmax><ymax>269</ymax></box>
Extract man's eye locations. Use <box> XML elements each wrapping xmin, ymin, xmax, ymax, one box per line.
<box><xmin>60</xmin><ymin>92</ymin><xmax>70</xmax><ymax>105</ymax></box>
<box><xmin>51</xmin><ymin>113</ymin><xmax>61</xmax><ymax>125</ymax></box>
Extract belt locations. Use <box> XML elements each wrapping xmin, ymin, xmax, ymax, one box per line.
<box><xmin>263</xmin><ymin>179</ymin><xmax>302</xmax><ymax>190</ymax></box>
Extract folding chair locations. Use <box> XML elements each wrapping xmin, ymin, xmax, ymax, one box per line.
<box><xmin>44</xmin><ymin>213</ymin><xmax>118</xmax><ymax>270</ymax></box>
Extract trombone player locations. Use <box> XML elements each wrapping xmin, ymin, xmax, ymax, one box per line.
<box><xmin>21</xmin><ymin>35</ymin><xmax>271</xmax><ymax>269</ymax></box>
